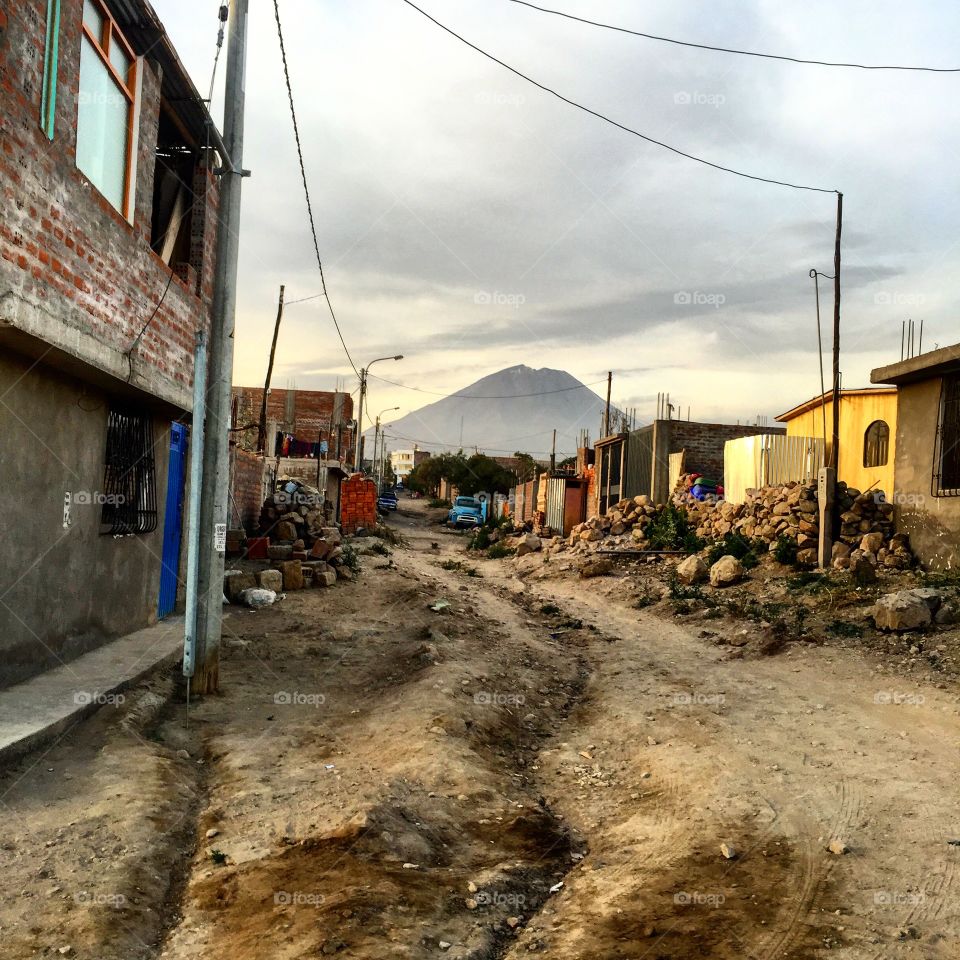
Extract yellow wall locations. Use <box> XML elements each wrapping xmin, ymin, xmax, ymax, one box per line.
<box><xmin>783</xmin><ymin>393</ymin><xmax>897</xmax><ymax>496</ymax></box>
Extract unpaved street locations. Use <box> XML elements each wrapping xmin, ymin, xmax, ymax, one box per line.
<box><xmin>2</xmin><ymin>500</ymin><xmax>958</xmax><ymax>959</ymax></box>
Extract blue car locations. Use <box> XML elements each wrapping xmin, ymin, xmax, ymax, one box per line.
<box><xmin>447</xmin><ymin>496</ymin><xmax>483</xmax><ymax>528</ymax></box>
<box><xmin>377</xmin><ymin>490</ymin><xmax>398</xmax><ymax>512</ymax></box>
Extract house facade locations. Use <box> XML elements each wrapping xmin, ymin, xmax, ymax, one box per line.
<box><xmin>0</xmin><ymin>0</ymin><xmax>221</xmax><ymax>686</ymax></box>
<box><xmin>872</xmin><ymin>344</ymin><xmax>960</xmax><ymax>570</ymax></box>
<box><xmin>389</xmin><ymin>447</ymin><xmax>430</xmax><ymax>482</ymax></box>
<box><xmin>775</xmin><ymin>388</ymin><xmax>897</xmax><ymax>497</ymax></box>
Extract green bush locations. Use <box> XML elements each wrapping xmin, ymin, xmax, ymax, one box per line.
<box><xmin>340</xmin><ymin>543</ymin><xmax>361</xmax><ymax>573</ymax></box>
<box><xmin>706</xmin><ymin>531</ymin><xmax>762</xmax><ymax>569</ymax></box>
<box><xmin>487</xmin><ymin>543</ymin><xmax>515</xmax><ymax>559</ymax></box>
<box><xmin>646</xmin><ymin>505</ymin><xmax>703</xmax><ymax>553</ymax></box>
<box><xmin>428</xmin><ymin>498</ymin><xmax>451</xmax><ymax>509</ymax></box>
<box><xmin>773</xmin><ymin>534</ymin><xmax>798</xmax><ymax>566</ymax></box>
<box><xmin>468</xmin><ymin>527</ymin><xmax>491</xmax><ymax>551</ymax></box>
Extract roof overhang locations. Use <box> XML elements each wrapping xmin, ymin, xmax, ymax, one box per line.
<box><xmin>776</xmin><ymin>387</ymin><xmax>897</xmax><ymax>422</ymax></box>
<box><xmin>871</xmin><ymin>342</ymin><xmax>960</xmax><ymax>386</ymax></box>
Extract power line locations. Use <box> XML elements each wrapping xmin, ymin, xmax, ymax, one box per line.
<box><xmin>383</xmin><ymin>429</ymin><xmax>570</xmax><ymax>457</ymax></box>
<box><xmin>272</xmin><ymin>0</ymin><xmax>359</xmax><ymax>377</ymax></box>
<box><xmin>509</xmin><ymin>0</ymin><xmax>960</xmax><ymax>74</ymax></box>
<box><xmin>398</xmin><ymin>0</ymin><xmax>837</xmax><ymax>194</ymax></box>
<box><xmin>368</xmin><ymin>372</ymin><xmax>609</xmax><ymax>399</ymax></box>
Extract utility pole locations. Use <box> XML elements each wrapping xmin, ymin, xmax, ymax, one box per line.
<box><xmin>353</xmin><ymin>368</ymin><xmax>366</xmax><ymax>470</ymax></box>
<box><xmin>603</xmin><ymin>371</ymin><xmax>612</xmax><ymax>436</ymax></box>
<box><xmin>818</xmin><ymin>191</ymin><xmax>842</xmax><ymax>570</ymax></box>
<box><xmin>192</xmin><ymin>0</ymin><xmax>250</xmax><ymax>696</ymax></box>
<box><xmin>257</xmin><ymin>284</ymin><xmax>284</xmax><ymax>453</ymax></box>
<box><xmin>550</xmin><ymin>428</ymin><xmax>556</xmax><ymax>473</ymax></box>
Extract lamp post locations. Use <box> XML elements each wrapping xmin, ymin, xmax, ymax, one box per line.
<box><xmin>353</xmin><ymin>355</ymin><xmax>403</xmax><ymax>471</ymax></box>
<box><xmin>374</xmin><ymin>406</ymin><xmax>399</xmax><ymax>488</ymax></box>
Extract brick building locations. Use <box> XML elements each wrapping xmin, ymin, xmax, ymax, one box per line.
<box><xmin>231</xmin><ymin>386</ymin><xmax>354</xmax><ymax>462</ymax></box>
<box><xmin>0</xmin><ymin>0</ymin><xmax>222</xmax><ymax>686</ymax></box>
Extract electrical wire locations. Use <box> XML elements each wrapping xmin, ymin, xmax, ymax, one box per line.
<box><xmin>368</xmin><ymin>372</ymin><xmax>608</xmax><ymax>399</ymax></box>
<box><xmin>508</xmin><ymin>0</ymin><xmax>960</xmax><ymax>73</ymax></box>
<box><xmin>124</xmin><ymin>267</ymin><xmax>176</xmax><ymax>383</ymax></box>
<box><xmin>273</xmin><ymin>0</ymin><xmax>360</xmax><ymax>377</ymax></box>
<box><xmin>398</xmin><ymin>0</ymin><xmax>837</xmax><ymax>194</ymax></box>
<box><xmin>207</xmin><ymin>3</ymin><xmax>228</xmax><ymax>104</ymax></box>
<box><xmin>383</xmin><ymin>429</ymin><xmax>570</xmax><ymax>457</ymax></box>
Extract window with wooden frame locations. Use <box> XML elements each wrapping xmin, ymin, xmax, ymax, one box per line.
<box><xmin>76</xmin><ymin>0</ymin><xmax>137</xmax><ymax>218</ymax></box>
<box><xmin>933</xmin><ymin>375</ymin><xmax>960</xmax><ymax>497</ymax></box>
<box><xmin>863</xmin><ymin>419</ymin><xmax>890</xmax><ymax>468</ymax></box>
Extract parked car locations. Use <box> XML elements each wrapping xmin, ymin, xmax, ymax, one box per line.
<box><xmin>447</xmin><ymin>496</ymin><xmax>483</xmax><ymax>528</ymax></box>
<box><xmin>377</xmin><ymin>490</ymin><xmax>399</xmax><ymax>512</ymax></box>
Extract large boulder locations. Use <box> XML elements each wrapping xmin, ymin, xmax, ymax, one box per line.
<box><xmin>676</xmin><ymin>554</ymin><xmax>708</xmax><ymax>585</ymax></box>
<box><xmin>579</xmin><ymin>558</ymin><xmax>614</xmax><ymax>579</ymax></box>
<box><xmin>279</xmin><ymin>559</ymin><xmax>305</xmax><ymax>591</ymax></box>
<box><xmin>860</xmin><ymin>531</ymin><xmax>884</xmax><ymax>554</ymax></box>
<box><xmin>224</xmin><ymin>571</ymin><xmax>257</xmax><ymax>603</ymax></box>
<box><xmin>257</xmin><ymin>569</ymin><xmax>283</xmax><ymax>593</ymax></box>
<box><xmin>516</xmin><ymin>534</ymin><xmax>542</xmax><ymax>557</ymax></box>
<box><xmin>709</xmin><ymin>555</ymin><xmax>744</xmax><ymax>587</ymax></box>
<box><xmin>871</xmin><ymin>588</ymin><xmax>943</xmax><ymax>631</ymax></box>
<box><xmin>274</xmin><ymin>520</ymin><xmax>298</xmax><ymax>541</ymax></box>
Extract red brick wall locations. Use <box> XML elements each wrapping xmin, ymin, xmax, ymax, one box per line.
<box><xmin>585</xmin><ymin>464</ymin><xmax>598</xmax><ymax>519</ymax></box>
<box><xmin>231</xmin><ymin>447</ymin><xmax>264</xmax><ymax>532</ymax></box>
<box><xmin>232</xmin><ymin>386</ymin><xmax>354</xmax><ymax>459</ymax></box>
<box><xmin>0</xmin><ymin>0</ymin><xmax>218</xmax><ymax>397</ymax></box>
<box><xmin>340</xmin><ymin>474</ymin><xmax>377</xmax><ymax>534</ymax></box>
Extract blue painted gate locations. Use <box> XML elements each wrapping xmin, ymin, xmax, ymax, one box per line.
<box><xmin>158</xmin><ymin>422</ymin><xmax>188</xmax><ymax>618</ymax></box>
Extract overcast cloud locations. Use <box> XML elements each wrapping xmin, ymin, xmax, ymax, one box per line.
<box><xmin>154</xmin><ymin>0</ymin><xmax>960</xmax><ymax>435</ymax></box>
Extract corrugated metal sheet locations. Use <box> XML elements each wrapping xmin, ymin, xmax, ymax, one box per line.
<box><xmin>625</xmin><ymin>426</ymin><xmax>653</xmax><ymax>499</ymax></box>
<box><xmin>546</xmin><ymin>477</ymin><xmax>565</xmax><ymax>533</ymax></box>
<box><xmin>724</xmin><ymin>434</ymin><xmax>826</xmax><ymax>503</ymax></box>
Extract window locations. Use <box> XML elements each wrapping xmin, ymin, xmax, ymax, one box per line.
<box><xmin>101</xmin><ymin>409</ymin><xmax>158</xmax><ymax>534</ymax></box>
<box><xmin>150</xmin><ymin>105</ymin><xmax>199</xmax><ymax>266</ymax></box>
<box><xmin>934</xmin><ymin>375</ymin><xmax>960</xmax><ymax>497</ymax></box>
<box><xmin>863</xmin><ymin>420</ymin><xmax>890</xmax><ymax>468</ymax></box>
<box><xmin>76</xmin><ymin>0</ymin><xmax>137</xmax><ymax>217</ymax></box>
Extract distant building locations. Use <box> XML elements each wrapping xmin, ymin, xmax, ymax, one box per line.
<box><xmin>0</xmin><ymin>0</ymin><xmax>222</xmax><ymax>686</ymax></box>
<box><xmin>776</xmin><ymin>388</ymin><xmax>897</xmax><ymax>497</ymax></box>
<box><xmin>390</xmin><ymin>447</ymin><xmax>430</xmax><ymax>482</ymax></box>
<box><xmin>872</xmin><ymin>344</ymin><xmax>960</xmax><ymax>570</ymax></box>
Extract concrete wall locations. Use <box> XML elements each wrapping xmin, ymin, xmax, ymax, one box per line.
<box><xmin>783</xmin><ymin>393</ymin><xmax>897</xmax><ymax>496</ymax></box>
<box><xmin>891</xmin><ymin>378</ymin><xmax>960</xmax><ymax>570</ymax></box>
<box><xmin>0</xmin><ymin>353</ymin><xmax>172</xmax><ymax>687</ymax></box>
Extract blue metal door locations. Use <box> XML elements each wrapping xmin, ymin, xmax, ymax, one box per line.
<box><xmin>158</xmin><ymin>422</ymin><xmax>188</xmax><ymax>618</ymax></box>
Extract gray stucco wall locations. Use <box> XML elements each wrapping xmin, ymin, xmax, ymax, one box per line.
<box><xmin>892</xmin><ymin>378</ymin><xmax>960</xmax><ymax>570</ymax></box>
<box><xmin>0</xmin><ymin>352</ymin><xmax>173</xmax><ymax>687</ymax></box>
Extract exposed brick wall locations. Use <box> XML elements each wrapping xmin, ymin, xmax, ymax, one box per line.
<box><xmin>667</xmin><ymin>421</ymin><xmax>785</xmax><ymax>483</ymax></box>
<box><xmin>0</xmin><ymin>0</ymin><xmax>218</xmax><ymax>403</ymax></box>
<box><xmin>232</xmin><ymin>386</ymin><xmax>354</xmax><ymax>460</ymax></box>
<box><xmin>340</xmin><ymin>474</ymin><xmax>377</xmax><ymax>534</ymax></box>
<box><xmin>585</xmin><ymin>464</ymin><xmax>597</xmax><ymax>520</ymax></box>
<box><xmin>231</xmin><ymin>446</ymin><xmax>265</xmax><ymax>532</ymax></box>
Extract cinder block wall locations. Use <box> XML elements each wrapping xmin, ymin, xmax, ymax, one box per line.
<box><xmin>232</xmin><ymin>388</ymin><xmax>354</xmax><ymax>456</ymax></box>
<box><xmin>231</xmin><ymin>447</ymin><xmax>265</xmax><ymax>532</ymax></box>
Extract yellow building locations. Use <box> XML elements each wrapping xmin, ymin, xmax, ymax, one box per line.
<box><xmin>775</xmin><ymin>388</ymin><xmax>898</xmax><ymax>497</ymax></box>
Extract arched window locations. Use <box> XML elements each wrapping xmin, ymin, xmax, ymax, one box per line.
<box><xmin>863</xmin><ymin>420</ymin><xmax>890</xmax><ymax>468</ymax></box>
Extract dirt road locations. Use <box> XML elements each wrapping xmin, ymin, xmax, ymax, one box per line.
<box><xmin>1</xmin><ymin>499</ymin><xmax>958</xmax><ymax>959</ymax></box>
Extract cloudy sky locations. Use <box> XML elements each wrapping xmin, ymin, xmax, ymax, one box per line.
<box><xmin>155</xmin><ymin>0</ymin><xmax>960</xmax><ymax>438</ymax></box>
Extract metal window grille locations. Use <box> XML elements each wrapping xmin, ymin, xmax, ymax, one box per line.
<box><xmin>933</xmin><ymin>375</ymin><xmax>960</xmax><ymax>497</ymax></box>
<box><xmin>101</xmin><ymin>409</ymin><xmax>158</xmax><ymax>534</ymax></box>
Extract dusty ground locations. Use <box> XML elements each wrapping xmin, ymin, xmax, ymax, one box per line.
<box><xmin>1</xmin><ymin>498</ymin><xmax>959</xmax><ymax>959</ymax></box>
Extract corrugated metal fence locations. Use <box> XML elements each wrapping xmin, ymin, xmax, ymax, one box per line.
<box><xmin>724</xmin><ymin>434</ymin><xmax>825</xmax><ymax>503</ymax></box>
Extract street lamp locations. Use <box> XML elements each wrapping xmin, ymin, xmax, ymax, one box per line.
<box><xmin>374</xmin><ymin>406</ymin><xmax>400</xmax><ymax>488</ymax></box>
<box><xmin>354</xmin><ymin>354</ymin><xmax>403</xmax><ymax>470</ymax></box>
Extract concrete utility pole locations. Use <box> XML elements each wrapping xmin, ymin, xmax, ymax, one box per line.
<box><xmin>353</xmin><ymin>355</ymin><xmax>403</xmax><ymax>472</ymax></box>
<box><xmin>603</xmin><ymin>371</ymin><xmax>612</xmax><ymax>437</ymax></box>
<box><xmin>818</xmin><ymin>191</ymin><xmax>842</xmax><ymax>570</ymax></box>
<box><xmin>193</xmin><ymin>0</ymin><xmax>250</xmax><ymax>695</ymax></box>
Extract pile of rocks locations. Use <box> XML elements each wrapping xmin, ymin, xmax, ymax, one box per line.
<box><xmin>565</xmin><ymin>480</ymin><xmax>913</xmax><ymax>571</ymax></box>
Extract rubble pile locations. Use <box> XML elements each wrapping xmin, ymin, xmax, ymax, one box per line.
<box><xmin>565</xmin><ymin>478</ymin><xmax>913</xmax><ymax>570</ymax></box>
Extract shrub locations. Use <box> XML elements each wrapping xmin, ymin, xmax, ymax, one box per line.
<box><xmin>647</xmin><ymin>505</ymin><xmax>702</xmax><ymax>553</ymax></box>
<box><xmin>773</xmin><ymin>534</ymin><xmax>799</xmax><ymax>567</ymax></box>
<box><xmin>340</xmin><ymin>543</ymin><xmax>361</xmax><ymax>573</ymax></box>
<box><xmin>468</xmin><ymin>527</ymin><xmax>491</xmax><ymax>551</ymax></box>
<box><xmin>487</xmin><ymin>543</ymin><xmax>515</xmax><ymax>559</ymax></box>
<box><xmin>428</xmin><ymin>498</ymin><xmax>451</xmax><ymax>508</ymax></box>
<box><xmin>706</xmin><ymin>531</ymin><xmax>762</xmax><ymax>569</ymax></box>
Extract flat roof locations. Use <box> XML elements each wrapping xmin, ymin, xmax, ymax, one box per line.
<box><xmin>871</xmin><ymin>342</ymin><xmax>960</xmax><ymax>385</ymax></box>
<box><xmin>776</xmin><ymin>387</ymin><xmax>897</xmax><ymax>422</ymax></box>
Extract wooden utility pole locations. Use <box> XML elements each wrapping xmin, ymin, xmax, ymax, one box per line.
<box><xmin>257</xmin><ymin>284</ymin><xmax>285</xmax><ymax>453</ymax></box>
<box><xmin>603</xmin><ymin>371</ymin><xmax>612</xmax><ymax>436</ymax></box>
